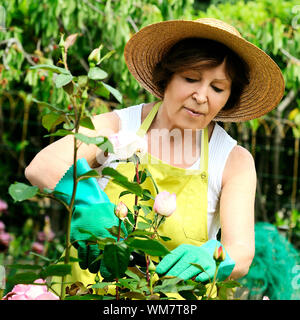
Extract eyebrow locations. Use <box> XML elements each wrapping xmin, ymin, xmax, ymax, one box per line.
<box><xmin>213</xmin><ymin>78</ymin><xmax>231</xmax><ymax>82</ymax></box>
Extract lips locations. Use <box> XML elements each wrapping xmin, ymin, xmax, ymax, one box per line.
<box><xmin>183</xmin><ymin>107</ymin><xmax>203</xmax><ymax>117</ymax></box>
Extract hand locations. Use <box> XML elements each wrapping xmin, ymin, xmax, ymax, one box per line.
<box><xmin>71</xmin><ymin>203</ymin><xmax>127</xmax><ymax>274</ymax></box>
<box><xmin>54</xmin><ymin>158</ymin><xmax>110</xmax><ymax>206</ymax></box>
<box><xmin>54</xmin><ymin>158</ymin><xmax>127</xmax><ymax>275</ymax></box>
<box><xmin>156</xmin><ymin>240</ymin><xmax>235</xmax><ymax>282</ymax></box>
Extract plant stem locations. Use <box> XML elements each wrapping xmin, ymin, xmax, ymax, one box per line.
<box><xmin>60</xmin><ymin>98</ymin><xmax>81</xmax><ymax>300</ymax></box>
<box><xmin>207</xmin><ymin>263</ymin><xmax>220</xmax><ymax>299</ymax></box>
<box><xmin>116</xmin><ymin>281</ymin><xmax>120</xmax><ymax>300</ymax></box>
<box><xmin>146</xmin><ymin>255</ymin><xmax>150</xmax><ymax>282</ymax></box>
<box><xmin>133</xmin><ymin>160</ymin><xmax>140</xmax><ymax>231</ymax></box>
<box><xmin>117</xmin><ymin>218</ymin><xmax>121</xmax><ymax>242</ymax></box>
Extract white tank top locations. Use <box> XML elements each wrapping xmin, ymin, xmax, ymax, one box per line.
<box><xmin>97</xmin><ymin>103</ymin><xmax>237</xmax><ymax>240</ymax></box>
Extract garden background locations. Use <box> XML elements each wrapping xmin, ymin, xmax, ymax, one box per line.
<box><xmin>0</xmin><ymin>0</ymin><xmax>299</xmax><ymax>299</ymax></box>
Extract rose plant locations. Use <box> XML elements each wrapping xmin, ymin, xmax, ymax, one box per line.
<box><xmin>4</xmin><ymin>34</ymin><xmax>241</xmax><ymax>300</ymax></box>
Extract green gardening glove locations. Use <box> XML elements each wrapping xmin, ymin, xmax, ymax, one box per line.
<box><xmin>71</xmin><ymin>203</ymin><xmax>127</xmax><ymax>275</ymax></box>
<box><xmin>156</xmin><ymin>239</ymin><xmax>235</xmax><ymax>282</ymax></box>
<box><xmin>54</xmin><ymin>158</ymin><xmax>127</xmax><ymax>276</ymax></box>
<box><xmin>54</xmin><ymin>158</ymin><xmax>110</xmax><ymax>206</ymax></box>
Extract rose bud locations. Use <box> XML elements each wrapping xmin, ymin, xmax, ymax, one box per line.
<box><xmin>213</xmin><ymin>245</ymin><xmax>226</xmax><ymax>263</ymax></box>
<box><xmin>153</xmin><ymin>191</ymin><xmax>176</xmax><ymax>217</ymax></box>
<box><xmin>115</xmin><ymin>201</ymin><xmax>128</xmax><ymax>220</ymax></box>
<box><xmin>88</xmin><ymin>48</ymin><xmax>101</xmax><ymax>66</ymax></box>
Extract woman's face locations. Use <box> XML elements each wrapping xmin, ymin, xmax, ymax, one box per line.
<box><xmin>161</xmin><ymin>60</ymin><xmax>232</xmax><ymax>131</ymax></box>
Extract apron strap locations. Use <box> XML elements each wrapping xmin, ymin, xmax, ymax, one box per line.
<box><xmin>136</xmin><ymin>101</ymin><xmax>162</xmax><ymax>137</ymax></box>
<box><xmin>136</xmin><ymin>101</ymin><xmax>208</xmax><ymax>172</ymax></box>
<box><xmin>200</xmin><ymin>127</ymin><xmax>208</xmax><ymax>173</ymax></box>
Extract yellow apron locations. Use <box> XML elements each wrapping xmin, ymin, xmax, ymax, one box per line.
<box><xmin>55</xmin><ymin>101</ymin><xmax>211</xmax><ymax>296</ymax></box>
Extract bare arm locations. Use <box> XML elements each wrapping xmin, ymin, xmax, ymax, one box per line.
<box><xmin>220</xmin><ymin>145</ymin><xmax>256</xmax><ymax>279</ymax></box>
<box><xmin>25</xmin><ymin>111</ymin><xmax>120</xmax><ymax>190</ymax></box>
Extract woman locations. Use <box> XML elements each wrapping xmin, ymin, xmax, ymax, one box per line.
<box><xmin>25</xmin><ymin>18</ymin><xmax>284</xmax><ymax>285</ymax></box>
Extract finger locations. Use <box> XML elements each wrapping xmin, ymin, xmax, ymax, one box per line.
<box><xmin>87</xmin><ymin>244</ymin><xmax>101</xmax><ymax>273</ymax></box>
<box><xmin>165</xmin><ymin>253</ymin><xmax>197</xmax><ymax>278</ymax></box>
<box><xmin>195</xmin><ymin>266</ymin><xmax>215</xmax><ymax>282</ymax></box>
<box><xmin>179</xmin><ymin>264</ymin><xmax>202</xmax><ymax>281</ymax></box>
<box><xmin>156</xmin><ymin>245</ymin><xmax>187</xmax><ymax>275</ymax></box>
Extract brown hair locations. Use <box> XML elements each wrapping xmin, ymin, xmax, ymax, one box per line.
<box><xmin>152</xmin><ymin>38</ymin><xmax>250</xmax><ymax>111</ymax></box>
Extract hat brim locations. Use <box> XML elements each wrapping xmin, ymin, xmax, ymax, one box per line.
<box><xmin>124</xmin><ymin>20</ymin><xmax>285</xmax><ymax>122</ymax></box>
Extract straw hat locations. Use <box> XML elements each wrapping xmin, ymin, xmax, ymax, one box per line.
<box><xmin>124</xmin><ymin>18</ymin><xmax>285</xmax><ymax>122</ymax></box>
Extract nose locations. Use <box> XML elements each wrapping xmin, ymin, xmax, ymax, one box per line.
<box><xmin>192</xmin><ymin>85</ymin><xmax>208</xmax><ymax>105</ymax></box>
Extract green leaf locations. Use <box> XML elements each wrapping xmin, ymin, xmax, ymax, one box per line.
<box><xmin>140</xmin><ymin>205</ymin><xmax>152</xmax><ymax>216</ymax></box>
<box><xmin>42</xmin><ymin>112</ymin><xmax>64</xmax><ymax>131</ymax></box>
<box><xmin>137</xmin><ymin>221</ymin><xmax>151</xmax><ymax>230</ymax></box>
<box><xmin>30</xmin><ymin>64</ymin><xmax>71</xmax><ymax>75</ymax></box>
<box><xmin>7</xmin><ymin>272</ymin><xmax>40</xmax><ymax>285</ymax></box>
<box><xmin>125</xmin><ymin>269</ymin><xmax>141</xmax><ymax>281</ymax></box>
<box><xmin>103</xmin><ymin>242</ymin><xmax>130</xmax><ymax>279</ymax></box>
<box><xmin>79</xmin><ymin>117</ymin><xmax>95</xmax><ymax>130</ymax></box>
<box><xmin>88</xmin><ymin>67</ymin><xmax>108</xmax><ymax>80</ymax></box>
<box><xmin>9</xmin><ymin>183</ymin><xmax>39</xmax><ymax>202</ymax></box>
<box><xmin>29</xmin><ymin>252</ymin><xmax>52</xmax><ymax>262</ymax></box>
<box><xmin>77</xmin><ymin>169</ymin><xmax>100</xmax><ymax>181</ymax></box>
<box><xmin>106</xmin><ymin>226</ymin><xmax>126</xmax><ymax>239</ymax></box>
<box><xmin>119</xmin><ymin>190</ymin><xmax>133</xmax><ymax>198</ymax></box>
<box><xmin>141</xmin><ymin>189</ymin><xmax>155</xmax><ymax>201</ymax></box>
<box><xmin>55</xmin><ymin>73</ymin><xmax>73</xmax><ymax>88</ymax></box>
<box><xmin>74</xmin><ymin>133</ymin><xmax>111</xmax><ymax>151</ymax></box>
<box><xmin>93</xmin><ymin>82</ymin><xmax>111</xmax><ymax>99</ymax></box>
<box><xmin>143</xmin><ymin>168</ymin><xmax>159</xmax><ymax>194</ymax></box>
<box><xmin>102</xmin><ymin>167</ymin><xmax>143</xmax><ymax>197</ymax></box>
<box><xmin>102</xmin><ymin>82</ymin><xmax>123</xmax><ymax>103</ymax></box>
<box><xmin>32</xmin><ymin>99</ymin><xmax>65</xmax><ymax>114</ymax></box>
<box><xmin>44</xmin><ymin>129</ymin><xmax>74</xmax><ymax>137</ymax></box>
<box><xmin>77</xmin><ymin>75</ymin><xmax>88</xmax><ymax>88</ymax></box>
<box><xmin>134</xmin><ymin>170</ymin><xmax>147</xmax><ymax>184</ymax></box>
<box><xmin>40</xmin><ymin>264</ymin><xmax>72</xmax><ymax>277</ymax></box>
<box><xmin>217</xmin><ymin>280</ymin><xmax>242</xmax><ymax>289</ymax></box>
<box><xmin>126</xmin><ymin>238</ymin><xmax>170</xmax><ymax>257</ymax></box>
<box><xmin>92</xmin><ymin>282</ymin><xmax>113</xmax><ymax>289</ymax></box>
<box><xmin>7</xmin><ymin>264</ymin><xmax>43</xmax><ymax>270</ymax></box>
<box><xmin>99</xmin><ymin>50</ymin><xmax>115</xmax><ymax>64</ymax></box>
<box><xmin>128</xmin><ymin>229</ymin><xmax>154</xmax><ymax>238</ymax></box>
<box><xmin>154</xmin><ymin>277</ymin><xmax>182</xmax><ymax>294</ymax></box>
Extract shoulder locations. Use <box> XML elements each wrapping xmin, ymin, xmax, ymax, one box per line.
<box><xmin>92</xmin><ymin>110</ymin><xmax>121</xmax><ymax>134</ymax></box>
<box><xmin>92</xmin><ymin>104</ymin><xmax>145</xmax><ymax>133</ymax></box>
<box><xmin>222</xmin><ymin>145</ymin><xmax>257</xmax><ymax>188</ymax></box>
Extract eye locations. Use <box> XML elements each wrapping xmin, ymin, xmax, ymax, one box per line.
<box><xmin>212</xmin><ymin>85</ymin><xmax>224</xmax><ymax>93</ymax></box>
<box><xmin>184</xmin><ymin>77</ymin><xmax>198</xmax><ymax>83</ymax></box>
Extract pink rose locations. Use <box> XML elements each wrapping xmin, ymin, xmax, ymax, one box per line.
<box><xmin>153</xmin><ymin>191</ymin><xmax>176</xmax><ymax>217</ymax></box>
<box><xmin>0</xmin><ymin>199</ymin><xmax>8</xmax><ymax>212</ymax></box>
<box><xmin>31</xmin><ymin>242</ymin><xmax>44</xmax><ymax>254</ymax></box>
<box><xmin>2</xmin><ymin>279</ymin><xmax>59</xmax><ymax>300</ymax></box>
<box><xmin>0</xmin><ymin>232</ymin><xmax>11</xmax><ymax>247</ymax></box>
<box><xmin>0</xmin><ymin>221</ymin><xmax>5</xmax><ymax>233</ymax></box>
<box><xmin>109</xmin><ymin>130</ymin><xmax>148</xmax><ymax>160</ymax></box>
<box><xmin>115</xmin><ymin>201</ymin><xmax>128</xmax><ymax>220</ymax></box>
